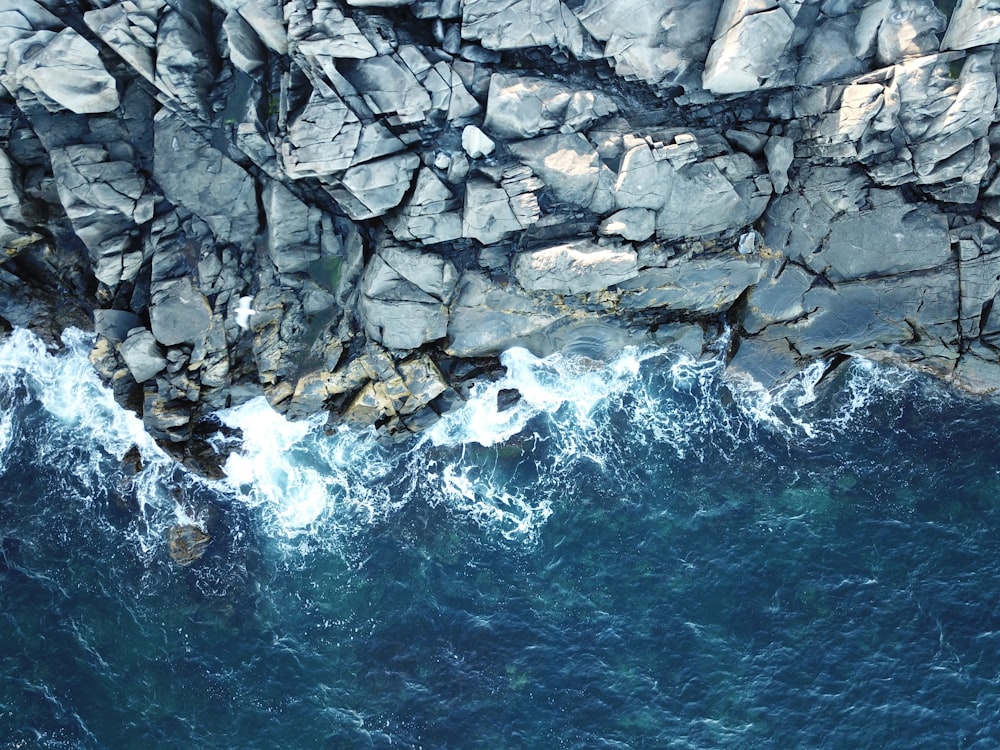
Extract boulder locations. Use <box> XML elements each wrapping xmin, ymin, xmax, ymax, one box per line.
<box><xmin>618</xmin><ymin>252</ymin><xmax>766</xmax><ymax>313</ymax></box>
<box><xmin>768</xmin><ymin>187</ymin><xmax>952</xmax><ymax>283</ymax></box>
<box><xmin>342</xmin><ymin>53</ymin><xmax>432</xmax><ymax>124</ymax></box>
<box><xmin>281</xmin><ymin>88</ymin><xmax>362</xmax><ymax>177</ymax></box>
<box><xmin>510</xmin><ymin>133</ymin><xmax>615</xmax><ymax>213</ymax></box>
<box><xmin>462</xmin><ymin>0</ymin><xmax>591</xmax><ymax>56</ymax></box>
<box><xmin>703</xmin><ymin>4</ymin><xmax>795</xmax><ymax>95</ymax></box>
<box><xmin>512</xmin><ymin>239</ymin><xmax>638</xmax><ymax>295</ymax></box>
<box><xmin>462</xmin><ymin>125</ymin><xmax>495</xmax><ymax>158</ymax></box>
<box><xmin>572</xmin><ymin>0</ymin><xmax>719</xmax><ymax>93</ymax></box>
<box><xmin>483</xmin><ymin>73</ymin><xmax>617</xmax><ymax>140</ymax></box>
<box><xmin>167</xmin><ymin>524</ymin><xmax>210</xmax><ymax>565</ymax></box>
<box><xmin>84</xmin><ymin>3</ymin><xmax>157</xmax><ymax>83</ymax></box>
<box><xmin>333</xmin><ymin>151</ymin><xmax>421</xmax><ymax>220</ymax></box>
<box><xmin>599</xmin><ymin>208</ymin><xmax>656</xmax><ymax>242</ymax></box>
<box><xmin>385</xmin><ymin>168</ymin><xmax>463</xmax><ymax>245</ymax></box>
<box><xmin>154</xmin><ymin>3</ymin><xmax>217</xmax><ymax>116</ymax></box>
<box><xmin>150</xmin><ymin>277</ymin><xmax>213</xmax><ymax>347</ymax></box>
<box><xmin>119</xmin><ymin>327</ymin><xmax>167</xmax><ymax>383</ymax></box>
<box><xmin>463</xmin><ymin>173</ymin><xmax>541</xmax><ymax>244</ymax></box>
<box><xmin>153</xmin><ymin>112</ymin><xmax>258</xmax><ymax>246</ymax></box>
<box><xmin>7</xmin><ymin>28</ymin><xmax>120</xmax><ymax>113</ymax></box>
<box><xmin>446</xmin><ymin>272</ymin><xmax>562</xmax><ymax>357</ymax></box>
<box><xmin>941</xmin><ymin>0</ymin><xmax>1000</xmax><ymax>50</ymax></box>
<box><xmin>359</xmin><ymin>244</ymin><xmax>457</xmax><ymax>349</ymax></box>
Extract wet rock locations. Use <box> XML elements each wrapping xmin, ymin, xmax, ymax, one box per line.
<box><xmin>167</xmin><ymin>524</ymin><xmax>210</xmax><ymax>566</ymax></box>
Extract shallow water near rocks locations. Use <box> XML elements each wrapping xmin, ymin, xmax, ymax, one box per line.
<box><xmin>2</xmin><ymin>328</ymin><xmax>1000</xmax><ymax>749</ymax></box>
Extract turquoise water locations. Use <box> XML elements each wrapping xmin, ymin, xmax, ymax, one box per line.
<box><xmin>2</xmin><ymin>329</ymin><xmax>1000</xmax><ymax>748</ymax></box>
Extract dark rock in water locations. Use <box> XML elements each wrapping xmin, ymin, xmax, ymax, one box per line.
<box><xmin>113</xmin><ymin>444</ymin><xmax>144</xmax><ymax>514</ymax></box>
<box><xmin>167</xmin><ymin>525</ymin><xmax>210</xmax><ymax>566</ymax></box>
<box><xmin>497</xmin><ymin>388</ymin><xmax>522</xmax><ymax>412</ymax></box>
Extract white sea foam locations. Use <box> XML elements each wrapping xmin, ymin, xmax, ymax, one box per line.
<box><xmin>427</xmin><ymin>345</ymin><xmax>651</xmax><ymax>449</ymax></box>
<box><xmin>0</xmin><ymin>326</ymin><xmax>918</xmax><ymax>550</ymax></box>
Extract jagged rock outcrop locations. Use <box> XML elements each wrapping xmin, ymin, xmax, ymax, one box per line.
<box><xmin>3</xmin><ymin>0</ymin><xmax>1000</xmax><ymax>463</ymax></box>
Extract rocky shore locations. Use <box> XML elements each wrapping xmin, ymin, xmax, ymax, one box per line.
<box><xmin>2</xmin><ymin>0</ymin><xmax>1000</xmax><ymax>467</ymax></box>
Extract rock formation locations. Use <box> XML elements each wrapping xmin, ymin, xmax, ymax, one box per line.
<box><xmin>3</xmin><ymin>0</ymin><xmax>1000</xmax><ymax>466</ymax></box>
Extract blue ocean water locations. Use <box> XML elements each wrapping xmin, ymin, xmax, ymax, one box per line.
<box><xmin>2</xmin><ymin>327</ymin><xmax>1000</xmax><ymax>749</ymax></box>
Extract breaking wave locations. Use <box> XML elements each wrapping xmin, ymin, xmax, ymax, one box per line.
<box><xmin>0</xmin><ymin>327</ymin><xmax>919</xmax><ymax>548</ymax></box>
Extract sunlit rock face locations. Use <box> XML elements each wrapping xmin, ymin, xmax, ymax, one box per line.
<box><xmin>3</xmin><ymin>0</ymin><xmax>1000</xmax><ymax>457</ymax></box>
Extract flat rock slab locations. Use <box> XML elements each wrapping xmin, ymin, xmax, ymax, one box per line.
<box><xmin>513</xmin><ymin>239</ymin><xmax>639</xmax><ymax>295</ymax></box>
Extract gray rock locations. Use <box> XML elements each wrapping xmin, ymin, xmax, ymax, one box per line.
<box><xmin>510</xmin><ymin>133</ymin><xmax>615</xmax><ymax>213</ymax></box>
<box><xmin>941</xmin><ymin>0</ymin><xmax>1000</xmax><ymax>50</ymax></box>
<box><xmin>462</xmin><ymin>171</ymin><xmax>541</xmax><ymax>243</ymax></box>
<box><xmin>385</xmin><ymin>168</ymin><xmax>463</xmax><ymax>244</ymax></box>
<box><xmin>84</xmin><ymin>3</ymin><xmax>157</xmax><ymax>83</ymax></box>
<box><xmin>446</xmin><ymin>272</ymin><xmax>562</xmax><ymax>356</ymax></box>
<box><xmin>703</xmin><ymin>5</ymin><xmax>795</xmax><ymax>95</ymax></box>
<box><xmin>94</xmin><ymin>309</ymin><xmax>142</xmax><ymax>344</ymax></box>
<box><xmin>762</xmin><ymin>268</ymin><xmax>959</xmax><ymax>363</ymax></box>
<box><xmin>618</xmin><ymin>252</ymin><xmax>766</xmax><ymax>313</ymax></box>
<box><xmin>764</xmin><ymin>136</ymin><xmax>793</xmax><ymax>195</ymax></box>
<box><xmin>359</xmin><ymin>244</ymin><xmax>457</xmax><ymax>349</ymax></box>
<box><xmin>343</xmin><ymin>53</ymin><xmax>432</xmax><ymax>125</ymax></box>
<box><xmin>153</xmin><ymin>111</ymin><xmax>259</xmax><ymax>246</ymax></box>
<box><xmin>223</xmin><ymin>10</ymin><xmax>267</xmax><ymax>74</ymax></box>
<box><xmin>154</xmin><ymin>3</ymin><xmax>216</xmax><ymax>116</ymax></box>
<box><xmin>797</xmin><ymin>15</ymin><xmax>866</xmax><ymax>86</ymax></box>
<box><xmin>462</xmin><ymin>125</ymin><xmax>494</xmax><ymax>158</ymax></box>
<box><xmin>264</xmin><ymin>182</ymin><xmax>323</xmax><ymax>273</ymax></box>
<box><xmin>150</xmin><ymin>277</ymin><xmax>213</xmax><ymax>347</ymax></box>
<box><xmin>874</xmin><ymin>0</ymin><xmax>944</xmax><ymax>65</ymax></box>
<box><xmin>957</xmin><ymin>234</ymin><xmax>1000</xmax><ymax>340</ymax></box>
<box><xmin>462</xmin><ymin>0</ymin><xmax>591</xmax><ymax>56</ymax></box>
<box><xmin>49</xmin><ymin>144</ymin><xmax>153</xmax><ymax>286</ymax></box>
<box><xmin>281</xmin><ymin>88</ymin><xmax>362</xmax><ymax>178</ymax></box>
<box><xmin>573</xmin><ymin>0</ymin><xmax>719</xmax><ymax>93</ymax></box>
<box><xmin>334</xmin><ymin>151</ymin><xmax>420</xmax><ymax>219</ymax></box>
<box><xmin>743</xmin><ymin>262</ymin><xmax>814</xmax><ymax>335</ymax></box>
<box><xmin>120</xmin><ymin>327</ymin><xmax>167</xmax><ymax>382</ymax></box>
<box><xmin>513</xmin><ymin>239</ymin><xmax>638</xmax><ymax>295</ymax></box>
<box><xmin>483</xmin><ymin>73</ymin><xmax>617</xmax><ymax>140</ymax></box>
<box><xmin>653</xmin><ymin>153</ymin><xmax>772</xmax><ymax>240</ymax></box>
<box><xmin>599</xmin><ymin>208</ymin><xmax>656</xmax><ymax>242</ymax></box>
<box><xmin>7</xmin><ymin>28</ymin><xmax>120</xmax><ymax>113</ymax></box>
<box><xmin>775</xmin><ymin>190</ymin><xmax>952</xmax><ymax>283</ymax></box>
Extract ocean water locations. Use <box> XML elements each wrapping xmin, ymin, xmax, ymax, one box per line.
<box><xmin>2</xmin><ymin>327</ymin><xmax>1000</xmax><ymax>749</ymax></box>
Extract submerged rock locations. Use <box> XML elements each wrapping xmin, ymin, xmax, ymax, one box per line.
<box><xmin>167</xmin><ymin>524</ymin><xmax>210</xmax><ymax>566</ymax></box>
